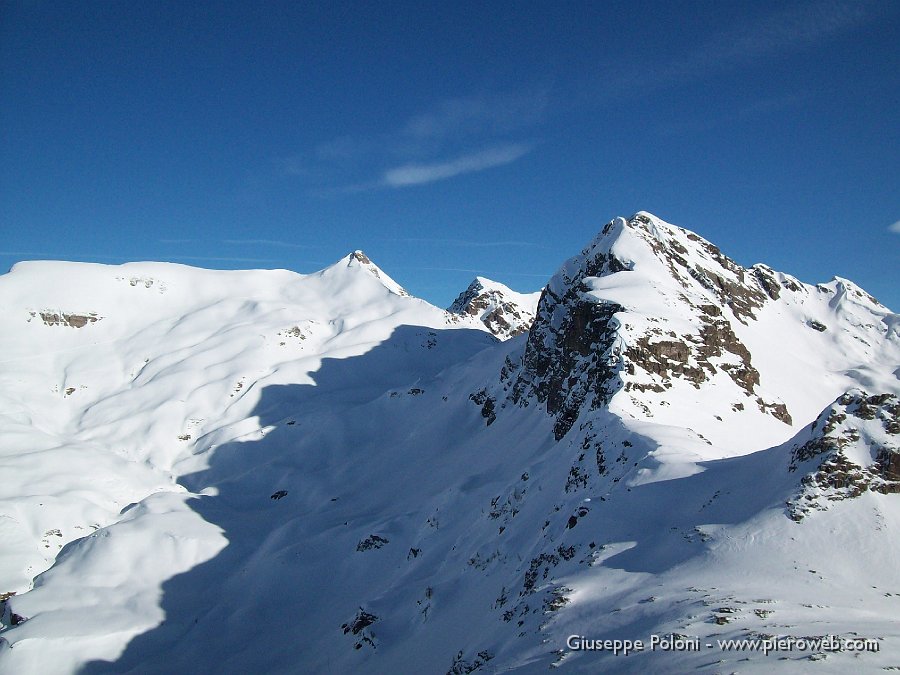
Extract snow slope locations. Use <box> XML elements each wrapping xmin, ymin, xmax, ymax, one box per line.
<box><xmin>1</xmin><ymin>215</ymin><xmax>898</xmax><ymax>674</ymax></box>
<box><xmin>0</xmin><ymin>252</ymin><xmax>494</xmax><ymax>669</ymax></box>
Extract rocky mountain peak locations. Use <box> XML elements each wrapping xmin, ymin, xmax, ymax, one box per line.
<box><xmin>447</xmin><ymin>277</ymin><xmax>540</xmax><ymax>340</ymax></box>
<box><xmin>447</xmin><ymin>277</ymin><xmax>488</xmax><ymax>314</ymax></box>
<box><xmin>533</xmin><ymin>211</ymin><xmax>776</xmax><ymax>325</ymax></box>
<box><xmin>504</xmin><ymin>212</ymin><xmax>894</xmax><ymax>442</ymax></box>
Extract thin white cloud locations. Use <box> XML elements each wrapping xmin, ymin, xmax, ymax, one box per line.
<box><xmin>279</xmin><ymin>89</ymin><xmax>547</xmax><ymax>191</ymax></box>
<box><xmin>403</xmin><ymin>98</ymin><xmax>495</xmax><ymax>140</ymax></box>
<box><xmin>382</xmin><ymin>144</ymin><xmax>532</xmax><ymax>188</ymax></box>
<box><xmin>889</xmin><ymin>220</ymin><xmax>900</xmax><ymax>234</ymax></box>
<box><xmin>708</xmin><ymin>0</ymin><xmax>874</xmax><ymax>65</ymax></box>
<box><xmin>595</xmin><ymin>0</ymin><xmax>879</xmax><ymax>97</ymax></box>
<box><xmin>400</xmin><ymin>91</ymin><xmax>548</xmax><ymax>145</ymax></box>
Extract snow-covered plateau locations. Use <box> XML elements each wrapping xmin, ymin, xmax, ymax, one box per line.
<box><xmin>1</xmin><ymin>213</ymin><xmax>898</xmax><ymax>673</ymax></box>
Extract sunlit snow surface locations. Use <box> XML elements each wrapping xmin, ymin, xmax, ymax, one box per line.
<box><xmin>1</xmin><ymin>217</ymin><xmax>898</xmax><ymax>674</ymax></box>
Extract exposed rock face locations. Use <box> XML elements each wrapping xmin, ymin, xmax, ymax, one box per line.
<box><xmin>511</xmin><ymin>291</ymin><xmax>623</xmax><ymax>440</ymax></box>
<box><xmin>788</xmin><ymin>391</ymin><xmax>900</xmax><ymax>520</ymax></box>
<box><xmin>448</xmin><ymin>278</ymin><xmax>540</xmax><ymax>340</ymax></box>
<box><xmin>506</xmin><ymin>241</ymin><xmax>633</xmax><ymax>440</ymax></box>
<box><xmin>30</xmin><ymin>311</ymin><xmax>101</xmax><ymax>328</ymax></box>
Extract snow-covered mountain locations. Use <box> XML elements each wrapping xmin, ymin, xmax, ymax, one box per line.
<box><xmin>448</xmin><ymin>277</ymin><xmax>541</xmax><ymax>339</ymax></box>
<box><xmin>1</xmin><ymin>213</ymin><xmax>897</xmax><ymax>674</ymax></box>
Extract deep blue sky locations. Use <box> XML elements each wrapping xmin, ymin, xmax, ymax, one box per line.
<box><xmin>2</xmin><ymin>0</ymin><xmax>898</xmax><ymax>309</ymax></box>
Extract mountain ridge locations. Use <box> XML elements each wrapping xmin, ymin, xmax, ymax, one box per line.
<box><xmin>1</xmin><ymin>212</ymin><xmax>897</xmax><ymax>674</ymax></box>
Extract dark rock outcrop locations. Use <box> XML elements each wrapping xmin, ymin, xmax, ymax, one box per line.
<box><xmin>31</xmin><ymin>311</ymin><xmax>102</xmax><ymax>328</ymax></box>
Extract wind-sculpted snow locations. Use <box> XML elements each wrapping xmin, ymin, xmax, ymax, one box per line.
<box><xmin>1</xmin><ymin>215</ymin><xmax>898</xmax><ymax>674</ymax></box>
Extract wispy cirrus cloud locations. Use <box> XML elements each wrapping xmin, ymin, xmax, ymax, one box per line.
<box><xmin>398</xmin><ymin>91</ymin><xmax>548</xmax><ymax>149</ymax></box>
<box><xmin>281</xmin><ymin>88</ymin><xmax>547</xmax><ymax>192</ymax></box>
<box><xmin>590</xmin><ymin>0</ymin><xmax>881</xmax><ymax>99</ymax></box>
<box><xmin>888</xmin><ymin>220</ymin><xmax>900</xmax><ymax>234</ymax></box>
<box><xmin>697</xmin><ymin>0</ymin><xmax>876</xmax><ymax>67</ymax></box>
<box><xmin>382</xmin><ymin>143</ymin><xmax>533</xmax><ymax>188</ymax></box>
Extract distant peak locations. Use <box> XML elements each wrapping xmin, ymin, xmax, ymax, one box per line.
<box><xmin>451</xmin><ymin>277</ymin><xmax>509</xmax><ymax>310</ymax></box>
<box><xmin>333</xmin><ymin>250</ymin><xmax>410</xmax><ymax>297</ymax></box>
<box><xmin>447</xmin><ymin>276</ymin><xmax>541</xmax><ymax>339</ymax></box>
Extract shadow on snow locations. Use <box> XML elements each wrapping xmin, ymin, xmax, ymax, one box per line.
<box><xmin>79</xmin><ymin>325</ymin><xmax>496</xmax><ymax>673</ymax></box>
